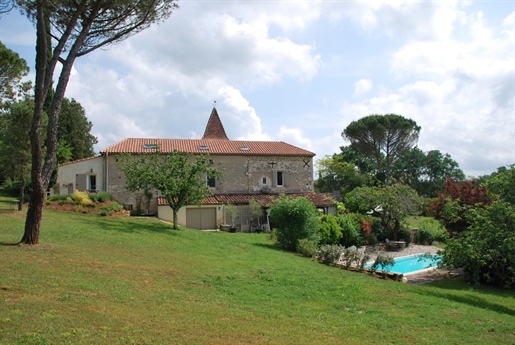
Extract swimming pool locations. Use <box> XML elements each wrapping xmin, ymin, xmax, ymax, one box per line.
<box><xmin>366</xmin><ymin>254</ymin><xmax>441</xmax><ymax>275</ymax></box>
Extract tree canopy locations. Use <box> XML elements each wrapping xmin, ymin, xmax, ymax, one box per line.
<box><xmin>13</xmin><ymin>0</ymin><xmax>178</xmax><ymax>244</ymax></box>
<box><xmin>0</xmin><ymin>40</ymin><xmax>29</xmax><ymax>99</ymax></box>
<box><xmin>57</xmin><ymin>97</ymin><xmax>97</xmax><ymax>161</ymax></box>
<box><xmin>342</xmin><ymin>114</ymin><xmax>421</xmax><ymax>183</ymax></box>
<box><xmin>117</xmin><ymin>150</ymin><xmax>223</xmax><ymax>230</ymax></box>
<box><xmin>391</xmin><ymin>146</ymin><xmax>465</xmax><ymax>197</ymax></box>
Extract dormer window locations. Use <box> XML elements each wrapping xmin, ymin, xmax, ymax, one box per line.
<box><xmin>143</xmin><ymin>144</ymin><xmax>158</xmax><ymax>149</ymax></box>
<box><xmin>199</xmin><ymin>145</ymin><xmax>209</xmax><ymax>150</ymax></box>
<box><xmin>240</xmin><ymin>146</ymin><xmax>250</xmax><ymax>151</ymax></box>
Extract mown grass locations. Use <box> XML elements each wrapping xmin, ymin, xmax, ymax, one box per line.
<box><xmin>1</xmin><ymin>201</ymin><xmax>514</xmax><ymax>344</ymax></box>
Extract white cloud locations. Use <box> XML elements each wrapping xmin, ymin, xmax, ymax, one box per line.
<box><xmin>354</xmin><ymin>79</ymin><xmax>373</xmax><ymax>96</ymax></box>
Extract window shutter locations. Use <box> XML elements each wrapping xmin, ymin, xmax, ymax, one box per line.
<box><xmin>272</xmin><ymin>170</ymin><xmax>277</xmax><ymax>187</ymax></box>
<box><xmin>76</xmin><ymin>174</ymin><xmax>88</xmax><ymax>191</ymax></box>
<box><xmin>284</xmin><ymin>171</ymin><xmax>290</xmax><ymax>188</ymax></box>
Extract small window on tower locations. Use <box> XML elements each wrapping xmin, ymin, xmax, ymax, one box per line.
<box><xmin>262</xmin><ymin>177</ymin><xmax>267</xmax><ymax>184</ymax></box>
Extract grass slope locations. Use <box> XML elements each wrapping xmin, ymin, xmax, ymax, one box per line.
<box><xmin>1</xmin><ymin>206</ymin><xmax>514</xmax><ymax>344</ymax></box>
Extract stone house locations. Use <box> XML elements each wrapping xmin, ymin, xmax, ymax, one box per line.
<box><xmin>55</xmin><ymin>108</ymin><xmax>336</xmax><ymax>230</ymax></box>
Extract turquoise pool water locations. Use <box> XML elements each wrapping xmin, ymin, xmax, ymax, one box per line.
<box><xmin>366</xmin><ymin>254</ymin><xmax>441</xmax><ymax>274</ymax></box>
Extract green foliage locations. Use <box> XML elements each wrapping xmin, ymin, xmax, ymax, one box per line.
<box><xmin>117</xmin><ymin>150</ymin><xmax>223</xmax><ymax>229</ymax></box>
<box><xmin>248</xmin><ymin>198</ymin><xmax>263</xmax><ymax>225</ymax></box>
<box><xmin>414</xmin><ymin>219</ymin><xmax>448</xmax><ymax>245</ymax></box>
<box><xmin>224</xmin><ymin>204</ymin><xmax>237</xmax><ymax>226</ymax></box>
<box><xmin>296</xmin><ymin>238</ymin><xmax>318</xmax><ymax>258</ymax></box>
<box><xmin>342</xmin><ymin>114</ymin><xmax>421</xmax><ymax>183</ymax></box>
<box><xmin>441</xmin><ymin>200</ymin><xmax>515</xmax><ymax>288</ymax></box>
<box><xmin>315</xmin><ymin>152</ymin><xmax>375</xmax><ymax>194</ymax></box>
<box><xmin>316</xmin><ymin>244</ymin><xmax>345</xmax><ymax>265</ymax></box>
<box><xmin>340</xmin><ymin>247</ymin><xmax>371</xmax><ymax>271</ymax></box>
<box><xmin>391</xmin><ymin>147</ymin><xmax>465</xmax><ymax>198</ymax></box>
<box><xmin>0</xmin><ymin>41</ymin><xmax>29</xmax><ymax>98</ymax></box>
<box><xmin>484</xmin><ymin>164</ymin><xmax>515</xmax><ymax>205</ymax></box>
<box><xmin>269</xmin><ymin>195</ymin><xmax>320</xmax><ymax>251</ymax></box>
<box><xmin>318</xmin><ymin>214</ymin><xmax>342</xmax><ymax>245</ymax></box>
<box><xmin>371</xmin><ymin>253</ymin><xmax>395</xmax><ymax>276</ymax></box>
<box><xmin>345</xmin><ymin>184</ymin><xmax>421</xmax><ymax>240</ymax></box>
<box><xmin>57</xmin><ymin>97</ymin><xmax>98</xmax><ymax>161</ymax></box>
<box><xmin>100</xmin><ymin>201</ymin><xmax>124</xmax><ymax>216</ymax></box>
<box><xmin>397</xmin><ymin>228</ymin><xmax>412</xmax><ymax>246</ymax></box>
<box><xmin>337</xmin><ymin>213</ymin><xmax>363</xmax><ymax>247</ymax></box>
<box><xmin>88</xmin><ymin>192</ymin><xmax>112</xmax><ymax>202</ymax></box>
<box><xmin>47</xmin><ymin>194</ymin><xmax>70</xmax><ymax>201</ymax></box>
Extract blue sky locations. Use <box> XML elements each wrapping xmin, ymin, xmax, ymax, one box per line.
<box><xmin>1</xmin><ymin>0</ymin><xmax>514</xmax><ymax>177</ymax></box>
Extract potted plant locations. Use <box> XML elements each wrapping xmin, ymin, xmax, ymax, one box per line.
<box><xmin>224</xmin><ymin>204</ymin><xmax>238</xmax><ymax>232</ymax></box>
<box><xmin>249</xmin><ymin>198</ymin><xmax>264</xmax><ymax>232</ymax></box>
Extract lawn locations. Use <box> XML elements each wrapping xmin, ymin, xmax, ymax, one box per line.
<box><xmin>1</xmin><ymin>200</ymin><xmax>514</xmax><ymax>344</ymax></box>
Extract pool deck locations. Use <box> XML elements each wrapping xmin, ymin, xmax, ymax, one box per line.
<box><xmin>339</xmin><ymin>244</ymin><xmax>457</xmax><ymax>284</ymax></box>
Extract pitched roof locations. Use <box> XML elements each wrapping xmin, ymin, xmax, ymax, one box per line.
<box><xmin>202</xmin><ymin>108</ymin><xmax>229</xmax><ymax>140</ymax></box>
<box><xmin>157</xmin><ymin>193</ymin><xmax>336</xmax><ymax>208</ymax></box>
<box><xmin>101</xmin><ymin>138</ymin><xmax>315</xmax><ymax>157</ymax></box>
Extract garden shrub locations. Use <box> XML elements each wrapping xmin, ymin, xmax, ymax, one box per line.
<box><xmin>414</xmin><ymin>219</ymin><xmax>448</xmax><ymax>245</ymax></box>
<box><xmin>341</xmin><ymin>247</ymin><xmax>360</xmax><ymax>269</ymax></box>
<box><xmin>370</xmin><ymin>253</ymin><xmax>395</xmax><ymax>277</ymax></box>
<box><xmin>316</xmin><ymin>244</ymin><xmax>345</xmax><ymax>265</ymax></box>
<box><xmin>47</xmin><ymin>194</ymin><xmax>70</xmax><ymax>201</ymax></box>
<box><xmin>89</xmin><ymin>192</ymin><xmax>112</xmax><ymax>202</ymax></box>
<box><xmin>318</xmin><ymin>214</ymin><xmax>342</xmax><ymax>245</ymax></box>
<box><xmin>337</xmin><ymin>213</ymin><xmax>363</xmax><ymax>247</ymax></box>
<box><xmin>441</xmin><ymin>200</ymin><xmax>515</xmax><ymax>288</ymax></box>
<box><xmin>296</xmin><ymin>239</ymin><xmax>318</xmax><ymax>258</ymax></box>
<box><xmin>101</xmin><ymin>201</ymin><xmax>124</xmax><ymax>216</ymax></box>
<box><xmin>397</xmin><ymin>228</ymin><xmax>412</xmax><ymax>246</ymax></box>
<box><xmin>371</xmin><ymin>219</ymin><xmax>388</xmax><ymax>242</ymax></box>
<box><xmin>269</xmin><ymin>196</ymin><xmax>320</xmax><ymax>251</ymax></box>
<box><xmin>72</xmin><ymin>191</ymin><xmax>93</xmax><ymax>206</ymax></box>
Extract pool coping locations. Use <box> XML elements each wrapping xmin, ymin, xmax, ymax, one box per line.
<box><xmin>365</xmin><ymin>253</ymin><xmax>441</xmax><ymax>276</ymax></box>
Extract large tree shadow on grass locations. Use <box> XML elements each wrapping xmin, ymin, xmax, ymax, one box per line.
<box><xmin>415</xmin><ymin>288</ymin><xmax>515</xmax><ymax>317</ymax></box>
<box><xmin>70</xmin><ymin>216</ymin><xmax>180</xmax><ymax>236</ymax></box>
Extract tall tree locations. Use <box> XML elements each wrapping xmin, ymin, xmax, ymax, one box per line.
<box><xmin>58</xmin><ymin>97</ymin><xmax>97</xmax><ymax>160</ymax></box>
<box><xmin>342</xmin><ymin>114</ymin><xmax>421</xmax><ymax>184</ymax></box>
<box><xmin>344</xmin><ymin>184</ymin><xmax>421</xmax><ymax>240</ymax></box>
<box><xmin>0</xmin><ymin>98</ymin><xmax>36</xmax><ymax>209</ymax></box>
<box><xmin>484</xmin><ymin>164</ymin><xmax>515</xmax><ymax>205</ymax></box>
<box><xmin>315</xmin><ymin>153</ymin><xmax>375</xmax><ymax>195</ymax></box>
<box><xmin>117</xmin><ymin>150</ymin><xmax>223</xmax><ymax>230</ymax></box>
<box><xmin>15</xmin><ymin>0</ymin><xmax>178</xmax><ymax>244</ymax></box>
<box><xmin>391</xmin><ymin>147</ymin><xmax>465</xmax><ymax>197</ymax></box>
<box><xmin>0</xmin><ymin>41</ymin><xmax>29</xmax><ymax>99</ymax></box>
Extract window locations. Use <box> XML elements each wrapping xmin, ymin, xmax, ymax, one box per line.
<box><xmin>143</xmin><ymin>144</ymin><xmax>158</xmax><ymax>149</ymax></box>
<box><xmin>207</xmin><ymin>177</ymin><xmax>216</xmax><ymax>188</ymax></box>
<box><xmin>262</xmin><ymin>177</ymin><xmax>267</xmax><ymax>184</ymax></box>
<box><xmin>89</xmin><ymin>175</ymin><xmax>96</xmax><ymax>190</ymax></box>
<box><xmin>277</xmin><ymin>171</ymin><xmax>283</xmax><ymax>186</ymax></box>
<box><xmin>199</xmin><ymin>145</ymin><xmax>209</xmax><ymax>150</ymax></box>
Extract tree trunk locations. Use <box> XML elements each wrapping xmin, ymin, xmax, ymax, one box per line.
<box><xmin>18</xmin><ymin>176</ymin><xmax>25</xmax><ymax>211</ymax></box>
<box><xmin>172</xmin><ymin>208</ymin><xmax>178</xmax><ymax>229</ymax></box>
<box><xmin>21</xmin><ymin>186</ymin><xmax>45</xmax><ymax>245</ymax></box>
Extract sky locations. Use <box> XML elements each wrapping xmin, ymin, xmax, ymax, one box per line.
<box><xmin>1</xmin><ymin>0</ymin><xmax>514</xmax><ymax>178</ymax></box>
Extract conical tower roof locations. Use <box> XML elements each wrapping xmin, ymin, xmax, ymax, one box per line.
<box><xmin>202</xmin><ymin>108</ymin><xmax>229</xmax><ymax>140</ymax></box>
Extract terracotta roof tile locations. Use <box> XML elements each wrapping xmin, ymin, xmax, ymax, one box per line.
<box><xmin>202</xmin><ymin>108</ymin><xmax>229</xmax><ymax>140</ymax></box>
<box><xmin>58</xmin><ymin>155</ymin><xmax>100</xmax><ymax>167</ymax></box>
<box><xmin>101</xmin><ymin>138</ymin><xmax>314</xmax><ymax>157</ymax></box>
<box><xmin>157</xmin><ymin>193</ymin><xmax>336</xmax><ymax>208</ymax></box>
